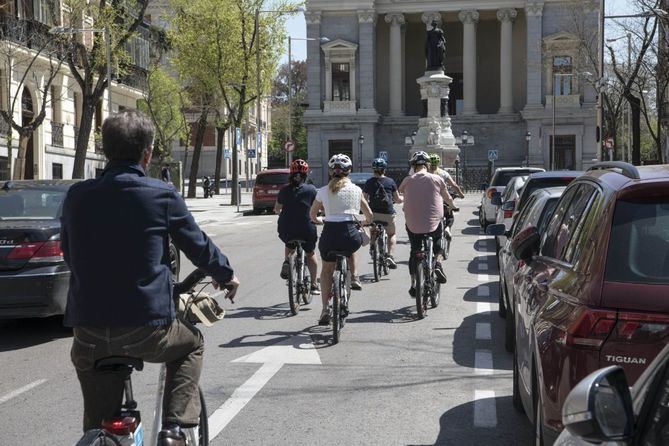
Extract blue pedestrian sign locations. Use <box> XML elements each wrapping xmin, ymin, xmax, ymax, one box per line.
<box><xmin>378</xmin><ymin>151</ymin><xmax>389</xmax><ymax>162</ymax></box>
<box><xmin>247</xmin><ymin>149</ymin><xmax>256</xmax><ymax>159</ymax></box>
<box><xmin>256</xmin><ymin>132</ymin><xmax>262</xmax><ymax>151</ymax></box>
<box><xmin>235</xmin><ymin>128</ymin><xmax>241</xmax><ymax>147</ymax></box>
<box><xmin>224</xmin><ymin>149</ymin><xmax>231</xmax><ymax>160</ymax></box>
<box><xmin>488</xmin><ymin>149</ymin><xmax>499</xmax><ymax>162</ymax></box>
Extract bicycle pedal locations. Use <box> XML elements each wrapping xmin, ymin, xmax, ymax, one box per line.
<box><xmin>340</xmin><ymin>305</ymin><xmax>349</xmax><ymax>318</ymax></box>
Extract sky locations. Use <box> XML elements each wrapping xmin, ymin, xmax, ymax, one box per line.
<box><xmin>279</xmin><ymin>0</ymin><xmax>639</xmax><ymax>63</ymax></box>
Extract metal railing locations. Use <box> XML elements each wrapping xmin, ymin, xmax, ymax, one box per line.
<box><xmin>51</xmin><ymin>122</ymin><xmax>63</xmax><ymax>147</ymax></box>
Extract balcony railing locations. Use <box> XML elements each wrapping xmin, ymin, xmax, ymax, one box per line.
<box><xmin>51</xmin><ymin>122</ymin><xmax>63</xmax><ymax>147</ymax></box>
<box><xmin>0</xmin><ymin>13</ymin><xmax>64</xmax><ymax>55</ymax></box>
<box><xmin>117</xmin><ymin>65</ymin><xmax>148</xmax><ymax>90</ymax></box>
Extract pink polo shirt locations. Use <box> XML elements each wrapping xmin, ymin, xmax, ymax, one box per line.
<box><xmin>399</xmin><ymin>170</ymin><xmax>446</xmax><ymax>234</ymax></box>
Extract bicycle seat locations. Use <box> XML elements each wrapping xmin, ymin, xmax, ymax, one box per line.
<box><xmin>327</xmin><ymin>251</ymin><xmax>350</xmax><ymax>258</ymax></box>
<box><xmin>287</xmin><ymin>239</ymin><xmax>307</xmax><ymax>245</ymax></box>
<box><xmin>373</xmin><ymin>221</ymin><xmax>389</xmax><ymax>227</ymax></box>
<box><xmin>95</xmin><ymin>356</ymin><xmax>144</xmax><ymax>372</ymax></box>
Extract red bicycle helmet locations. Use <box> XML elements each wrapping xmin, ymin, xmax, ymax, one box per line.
<box><xmin>290</xmin><ymin>159</ymin><xmax>309</xmax><ymax>175</ymax></box>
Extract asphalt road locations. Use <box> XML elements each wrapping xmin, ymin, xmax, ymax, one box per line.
<box><xmin>0</xmin><ymin>194</ymin><xmax>533</xmax><ymax>445</ymax></box>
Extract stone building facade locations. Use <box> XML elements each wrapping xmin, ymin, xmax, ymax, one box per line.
<box><xmin>304</xmin><ymin>0</ymin><xmax>599</xmax><ymax>185</ymax></box>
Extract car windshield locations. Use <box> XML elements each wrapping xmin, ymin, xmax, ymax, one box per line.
<box><xmin>0</xmin><ymin>189</ymin><xmax>66</xmax><ymax>220</ymax></box>
<box><xmin>605</xmin><ymin>200</ymin><xmax>669</xmax><ymax>285</ymax></box>
<box><xmin>256</xmin><ymin>173</ymin><xmax>289</xmax><ymax>185</ymax></box>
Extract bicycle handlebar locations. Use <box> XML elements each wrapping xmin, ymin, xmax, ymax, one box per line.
<box><xmin>173</xmin><ymin>269</ymin><xmax>207</xmax><ymax>295</ymax></box>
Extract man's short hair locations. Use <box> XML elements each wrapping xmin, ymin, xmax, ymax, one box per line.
<box><xmin>102</xmin><ymin>109</ymin><xmax>155</xmax><ymax>162</ymax></box>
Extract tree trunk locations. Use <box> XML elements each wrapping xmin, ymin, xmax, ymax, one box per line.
<box><xmin>12</xmin><ymin>133</ymin><xmax>30</xmax><ymax>180</ymax></box>
<box><xmin>72</xmin><ymin>103</ymin><xmax>97</xmax><ymax>179</ymax></box>
<box><xmin>214</xmin><ymin>126</ymin><xmax>226</xmax><ymax>195</ymax></box>
<box><xmin>5</xmin><ymin>135</ymin><xmax>12</xmax><ymax>180</ymax></box>
<box><xmin>187</xmin><ymin>109</ymin><xmax>209</xmax><ymax>198</ymax></box>
<box><xmin>629</xmin><ymin>95</ymin><xmax>642</xmax><ymax>165</ymax></box>
<box><xmin>231</xmin><ymin>120</ymin><xmax>240</xmax><ymax>206</ymax></box>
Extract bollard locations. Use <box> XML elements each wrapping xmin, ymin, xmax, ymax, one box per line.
<box><xmin>237</xmin><ymin>180</ymin><xmax>241</xmax><ymax>213</ymax></box>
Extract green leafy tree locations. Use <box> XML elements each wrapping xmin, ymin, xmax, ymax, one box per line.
<box><xmin>270</xmin><ymin>60</ymin><xmax>307</xmax><ymax>166</ymax></box>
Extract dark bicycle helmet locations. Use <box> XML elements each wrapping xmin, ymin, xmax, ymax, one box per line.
<box><xmin>410</xmin><ymin>151</ymin><xmax>430</xmax><ymax>166</ymax></box>
<box><xmin>290</xmin><ymin>159</ymin><xmax>309</xmax><ymax>175</ymax></box>
<box><xmin>372</xmin><ymin>158</ymin><xmax>387</xmax><ymax>170</ymax></box>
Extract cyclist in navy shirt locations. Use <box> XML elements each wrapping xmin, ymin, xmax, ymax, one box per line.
<box><xmin>274</xmin><ymin>159</ymin><xmax>320</xmax><ymax>295</ymax></box>
<box><xmin>362</xmin><ymin>158</ymin><xmax>403</xmax><ymax>268</ymax></box>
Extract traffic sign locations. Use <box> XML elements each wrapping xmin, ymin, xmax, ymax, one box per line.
<box><xmin>235</xmin><ymin>128</ymin><xmax>241</xmax><ymax>147</ymax></box>
<box><xmin>256</xmin><ymin>132</ymin><xmax>262</xmax><ymax>151</ymax></box>
<box><xmin>284</xmin><ymin>140</ymin><xmax>295</xmax><ymax>153</ymax></box>
<box><xmin>247</xmin><ymin>149</ymin><xmax>256</xmax><ymax>159</ymax></box>
<box><xmin>378</xmin><ymin>151</ymin><xmax>389</xmax><ymax>162</ymax></box>
<box><xmin>224</xmin><ymin>149</ymin><xmax>231</xmax><ymax>160</ymax></box>
<box><xmin>488</xmin><ymin>149</ymin><xmax>499</xmax><ymax>162</ymax></box>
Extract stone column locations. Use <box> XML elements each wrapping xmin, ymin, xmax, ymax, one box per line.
<box><xmin>358</xmin><ymin>10</ymin><xmax>377</xmax><ymax>112</ymax></box>
<box><xmin>421</xmin><ymin>11</ymin><xmax>442</xmax><ymax>31</ymax></box>
<box><xmin>385</xmin><ymin>13</ymin><xmax>405</xmax><ymax>116</ymax></box>
<box><xmin>305</xmin><ymin>10</ymin><xmax>322</xmax><ymax>111</ymax></box>
<box><xmin>459</xmin><ymin>10</ymin><xmax>479</xmax><ymax>115</ymax></box>
<box><xmin>497</xmin><ymin>8</ymin><xmax>517</xmax><ymax>114</ymax></box>
<box><xmin>525</xmin><ymin>3</ymin><xmax>544</xmax><ymax>108</ymax></box>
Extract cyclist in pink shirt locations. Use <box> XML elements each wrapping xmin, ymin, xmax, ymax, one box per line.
<box><xmin>399</xmin><ymin>151</ymin><xmax>455</xmax><ymax>297</ymax></box>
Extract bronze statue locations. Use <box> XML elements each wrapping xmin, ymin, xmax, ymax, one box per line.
<box><xmin>425</xmin><ymin>20</ymin><xmax>446</xmax><ymax>71</ymax></box>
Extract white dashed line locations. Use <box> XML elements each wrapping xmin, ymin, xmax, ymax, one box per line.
<box><xmin>474</xmin><ymin>390</ymin><xmax>498</xmax><ymax>428</ymax></box>
<box><xmin>0</xmin><ymin>379</ymin><xmax>47</xmax><ymax>405</ymax></box>
<box><xmin>474</xmin><ymin>350</ymin><xmax>494</xmax><ymax>375</ymax></box>
<box><xmin>477</xmin><ymin>274</ymin><xmax>490</xmax><ymax>282</ymax></box>
<box><xmin>476</xmin><ymin>302</ymin><xmax>491</xmax><ymax>314</ymax></box>
<box><xmin>475</xmin><ymin>323</ymin><xmax>492</xmax><ymax>340</ymax></box>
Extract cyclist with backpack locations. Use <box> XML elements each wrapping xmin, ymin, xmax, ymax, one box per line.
<box><xmin>275</xmin><ymin>159</ymin><xmax>320</xmax><ymax>295</ymax></box>
<box><xmin>362</xmin><ymin>158</ymin><xmax>403</xmax><ymax>268</ymax></box>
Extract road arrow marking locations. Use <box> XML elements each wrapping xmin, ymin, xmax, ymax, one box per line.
<box><xmin>208</xmin><ymin>335</ymin><xmax>321</xmax><ymax>440</ymax></box>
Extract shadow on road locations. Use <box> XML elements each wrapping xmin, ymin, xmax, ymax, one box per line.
<box><xmin>220</xmin><ymin>330</ymin><xmax>298</xmax><ymax>349</ymax></box>
<box><xmin>461</xmin><ymin>226</ymin><xmax>482</xmax><ymax>235</ymax></box>
<box><xmin>0</xmin><ymin>316</ymin><xmax>71</xmax><ymax>352</ymax></box>
<box><xmin>430</xmin><ymin>396</ymin><xmax>533</xmax><ymax>445</ymax></box>
<box><xmin>451</xmin><ymin>310</ymin><xmax>511</xmax><ymax>371</ymax></box>
<box><xmin>346</xmin><ymin>306</ymin><xmax>416</xmax><ymax>324</ymax></box>
<box><xmin>461</xmin><ymin>283</ymin><xmax>497</xmax><ymax>303</ymax></box>
<box><xmin>224</xmin><ymin>303</ymin><xmax>299</xmax><ymax>320</ymax></box>
<box><xmin>467</xmin><ymin>255</ymin><xmax>498</xmax><ymax>274</ymax></box>
<box><xmin>474</xmin><ymin>239</ymin><xmax>495</xmax><ymax>253</ymax></box>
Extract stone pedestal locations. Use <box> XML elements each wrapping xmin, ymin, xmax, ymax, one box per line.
<box><xmin>410</xmin><ymin>70</ymin><xmax>460</xmax><ymax>167</ymax></box>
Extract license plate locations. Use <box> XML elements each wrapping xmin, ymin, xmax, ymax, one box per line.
<box><xmin>267</xmin><ymin>189</ymin><xmax>279</xmax><ymax>195</ymax></box>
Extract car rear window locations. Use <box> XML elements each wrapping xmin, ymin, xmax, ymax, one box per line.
<box><xmin>523</xmin><ymin>178</ymin><xmax>575</xmax><ymax>199</ymax></box>
<box><xmin>605</xmin><ymin>200</ymin><xmax>669</xmax><ymax>285</ymax></box>
<box><xmin>256</xmin><ymin>173</ymin><xmax>289</xmax><ymax>185</ymax></box>
<box><xmin>0</xmin><ymin>189</ymin><xmax>66</xmax><ymax>220</ymax></box>
<box><xmin>493</xmin><ymin>170</ymin><xmax>539</xmax><ymax>186</ymax></box>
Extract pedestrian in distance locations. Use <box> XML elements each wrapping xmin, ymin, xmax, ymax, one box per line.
<box><xmin>203</xmin><ymin>176</ymin><xmax>213</xmax><ymax>198</ymax></box>
<box><xmin>362</xmin><ymin>158</ymin><xmax>403</xmax><ymax>268</ymax></box>
<box><xmin>310</xmin><ymin>154</ymin><xmax>373</xmax><ymax>326</ymax></box>
<box><xmin>60</xmin><ymin>109</ymin><xmax>240</xmax><ymax>446</ymax></box>
<box><xmin>161</xmin><ymin>163</ymin><xmax>172</xmax><ymax>184</ymax></box>
<box><xmin>275</xmin><ymin>159</ymin><xmax>321</xmax><ymax>295</ymax></box>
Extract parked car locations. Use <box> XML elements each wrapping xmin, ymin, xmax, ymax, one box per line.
<box><xmin>0</xmin><ymin>180</ymin><xmax>181</xmax><ymax>319</ymax></box>
<box><xmin>510</xmin><ymin>162</ymin><xmax>669</xmax><ymax>444</ymax></box>
<box><xmin>479</xmin><ymin>167</ymin><xmax>544</xmax><ymax>228</ymax></box>
<box><xmin>514</xmin><ymin>170</ymin><xmax>583</xmax><ymax>217</ymax></box>
<box><xmin>488</xmin><ymin>187</ymin><xmax>565</xmax><ymax>350</ymax></box>
<box><xmin>252</xmin><ymin>169</ymin><xmax>290</xmax><ymax>213</ymax></box>
<box><xmin>556</xmin><ymin>342</ymin><xmax>669</xmax><ymax>446</ymax></box>
<box><xmin>492</xmin><ymin>175</ymin><xmax>528</xmax><ymax>251</ymax></box>
<box><xmin>349</xmin><ymin>172</ymin><xmax>374</xmax><ymax>189</ymax></box>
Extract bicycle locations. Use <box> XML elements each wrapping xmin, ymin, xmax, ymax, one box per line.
<box><xmin>328</xmin><ymin>251</ymin><xmax>352</xmax><ymax>344</ymax></box>
<box><xmin>75</xmin><ymin>269</ymin><xmax>225</xmax><ymax>446</ymax></box>
<box><xmin>286</xmin><ymin>239</ymin><xmax>314</xmax><ymax>315</ymax></box>
<box><xmin>369</xmin><ymin>221</ymin><xmax>390</xmax><ymax>282</ymax></box>
<box><xmin>413</xmin><ymin>235</ymin><xmax>441</xmax><ymax>319</ymax></box>
<box><xmin>442</xmin><ymin>204</ymin><xmax>456</xmax><ymax>260</ymax></box>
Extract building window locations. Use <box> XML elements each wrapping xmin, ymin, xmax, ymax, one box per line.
<box><xmin>0</xmin><ymin>156</ymin><xmax>8</xmax><ymax>180</ymax></box>
<box><xmin>33</xmin><ymin>0</ymin><xmax>54</xmax><ymax>25</ymax></box>
<box><xmin>553</xmin><ymin>56</ymin><xmax>573</xmax><ymax>96</ymax></box>
<box><xmin>332</xmin><ymin>63</ymin><xmax>350</xmax><ymax>101</ymax></box>
<box><xmin>550</xmin><ymin>135</ymin><xmax>576</xmax><ymax>170</ymax></box>
<box><xmin>52</xmin><ymin>163</ymin><xmax>63</xmax><ymax>179</ymax></box>
<box><xmin>328</xmin><ymin>139</ymin><xmax>353</xmax><ymax>161</ymax></box>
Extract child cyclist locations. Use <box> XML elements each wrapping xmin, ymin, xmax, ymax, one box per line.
<box><xmin>275</xmin><ymin>159</ymin><xmax>320</xmax><ymax>295</ymax></box>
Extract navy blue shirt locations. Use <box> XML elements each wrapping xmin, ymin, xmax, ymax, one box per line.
<box><xmin>61</xmin><ymin>161</ymin><xmax>234</xmax><ymax>327</ymax></box>
<box><xmin>362</xmin><ymin>176</ymin><xmax>398</xmax><ymax>214</ymax></box>
<box><xmin>277</xmin><ymin>183</ymin><xmax>317</xmax><ymax>238</ymax></box>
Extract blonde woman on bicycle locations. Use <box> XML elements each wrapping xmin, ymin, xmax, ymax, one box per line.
<box><xmin>309</xmin><ymin>154</ymin><xmax>373</xmax><ymax>326</ymax></box>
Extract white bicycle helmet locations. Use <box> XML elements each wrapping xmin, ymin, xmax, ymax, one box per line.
<box><xmin>410</xmin><ymin>151</ymin><xmax>430</xmax><ymax>166</ymax></box>
<box><xmin>328</xmin><ymin>153</ymin><xmax>353</xmax><ymax>173</ymax></box>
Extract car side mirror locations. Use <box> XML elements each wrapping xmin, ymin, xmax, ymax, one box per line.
<box><xmin>511</xmin><ymin>226</ymin><xmax>540</xmax><ymax>263</ymax></box>
<box><xmin>491</xmin><ymin>192</ymin><xmax>502</xmax><ymax>206</ymax></box>
<box><xmin>486</xmin><ymin>223</ymin><xmax>506</xmax><ymax>236</ymax></box>
<box><xmin>562</xmin><ymin>366</ymin><xmax>634</xmax><ymax>443</ymax></box>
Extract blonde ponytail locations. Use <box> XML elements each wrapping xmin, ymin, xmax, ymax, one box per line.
<box><xmin>329</xmin><ymin>176</ymin><xmax>349</xmax><ymax>194</ymax></box>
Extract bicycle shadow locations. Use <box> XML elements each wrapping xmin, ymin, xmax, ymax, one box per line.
<box><xmin>0</xmin><ymin>316</ymin><xmax>72</xmax><ymax>352</ymax></box>
<box><xmin>224</xmin><ymin>303</ymin><xmax>302</xmax><ymax>320</ymax></box>
<box><xmin>220</xmin><ymin>330</ymin><xmax>301</xmax><ymax>349</ymax></box>
<box><xmin>346</xmin><ymin>306</ymin><xmax>416</xmax><ymax>324</ymax></box>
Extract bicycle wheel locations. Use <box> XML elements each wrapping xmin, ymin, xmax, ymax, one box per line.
<box><xmin>430</xmin><ymin>269</ymin><xmax>441</xmax><ymax>308</ymax></box>
<box><xmin>287</xmin><ymin>255</ymin><xmax>299</xmax><ymax>315</ymax></box>
<box><xmin>415</xmin><ymin>261</ymin><xmax>426</xmax><ymax>319</ymax></box>
<box><xmin>372</xmin><ymin>237</ymin><xmax>381</xmax><ymax>282</ymax></box>
<box><xmin>381</xmin><ymin>232</ymin><xmax>389</xmax><ymax>276</ymax></box>
<box><xmin>332</xmin><ymin>270</ymin><xmax>341</xmax><ymax>344</ymax></box>
<box><xmin>183</xmin><ymin>387</ymin><xmax>209</xmax><ymax>446</ymax></box>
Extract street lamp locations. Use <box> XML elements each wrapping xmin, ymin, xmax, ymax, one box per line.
<box><xmin>358</xmin><ymin>134</ymin><xmax>365</xmax><ymax>171</ymax></box>
<box><xmin>286</xmin><ymin>35</ymin><xmax>329</xmax><ymax>166</ymax></box>
<box><xmin>49</xmin><ymin>26</ymin><xmax>112</xmax><ymax>115</ymax></box>
<box><xmin>525</xmin><ymin>131</ymin><xmax>532</xmax><ymax>167</ymax></box>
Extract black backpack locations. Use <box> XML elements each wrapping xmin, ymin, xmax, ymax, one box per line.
<box><xmin>369</xmin><ymin>178</ymin><xmax>392</xmax><ymax>212</ymax></box>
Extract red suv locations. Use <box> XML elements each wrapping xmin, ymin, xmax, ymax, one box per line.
<box><xmin>252</xmin><ymin>169</ymin><xmax>290</xmax><ymax>213</ymax></box>
<box><xmin>510</xmin><ymin>162</ymin><xmax>669</xmax><ymax>444</ymax></box>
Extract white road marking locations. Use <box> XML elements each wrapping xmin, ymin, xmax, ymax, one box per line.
<box><xmin>475</xmin><ymin>323</ymin><xmax>492</xmax><ymax>340</ymax></box>
<box><xmin>0</xmin><ymin>379</ymin><xmax>47</xmax><ymax>405</ymax></box>
<box><xmin>476</xmin><ymin>302</ymin><xmax>491</xmax><ymax>314</ymax></box>
<box><xmin>475</xmin><ymin>350</ymin><xmax>494</xmax><ymax>375</ymax></box>
<box><xmin>478</xmin><ymin>285</ymin><xmax>490</xmax><ymax>297</ymax></box>
<box><xmin>208</xmin><ymin>336</ymin><xmax>321</xmax><ymax>440</ymax></box>
<box><xmin>474</xmin><ymin>390</ymin><xmax>498</xmax><ymax>428</ymax></box>
<box><xmin>478</xmin><ymin>274</ymin><xmax>490</xmax><ymax>282</ymax></box>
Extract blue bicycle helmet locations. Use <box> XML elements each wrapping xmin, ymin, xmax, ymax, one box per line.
<box><xmin>372</xmin><ymin>158</ymin><xmax>387</xmax><ymax>169</ymax></box>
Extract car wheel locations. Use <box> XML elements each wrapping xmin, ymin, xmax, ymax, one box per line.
<box><xmin>498</xmin><ymin>276</ymin><xmax>507</xmax><ymax>318</ymax></box>
<box><xmin>512</xmin><ymin>346</ymin><xmax>524</xmax><ymax>413</ymax></box>
<box><xmin>533</xmin><ymin>365</ymin><xmax>545</xmax><ymax>446</ymax></box>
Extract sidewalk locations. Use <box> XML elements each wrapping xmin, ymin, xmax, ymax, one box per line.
<box><xmin>185</xmin><ymin>190</ymin><xmax>254</xmax><ymax>226</ymax></box>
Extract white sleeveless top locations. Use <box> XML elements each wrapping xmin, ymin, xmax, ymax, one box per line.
<box><xmin>316</xmin><ymin>181</ymin><xmax>362</xmax><ymax>222</ymax></box>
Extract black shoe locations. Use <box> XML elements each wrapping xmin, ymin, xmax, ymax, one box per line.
<box><xmin>310</xmin><ymin>283</ymin><xmax>321</xmax><ymax>295</ymax></box>
<box><xmin>386</xmin><ymin>256</ymin><xmax>397</xmax><ymax>269</ymax></box>
<box><xmin>157</xmin><ymin>429</ymin><xmax>186</xmax><ymax>446</ymax></box>
<box><xmin>435</xmin><ymin>262</ymin><xmax>447</xmax><ymax>284</ymax></box>
<box><xmin>318</xmin><ymin>310</ymin><xmax>331</xmax><ymax>326</ymax></box>
<box><xmin>280</xmin><ymin>260</ymin><xmax>290</xmax><ymax>280</ymax></box>
<box><xmin>351</xmin><ymin>277</ymin><xmax>362</xmax><ymax>290</ymax></box>
<box><xmin>409</xmin><ymin>287</ymin><xmax>416</xmax><ymax>297</ymax></box>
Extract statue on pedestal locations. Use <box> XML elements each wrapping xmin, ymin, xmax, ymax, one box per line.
<box><xmin>425</xmin><ymin>20</ymin><xmax>446</xmax><ymax>71</ymax></box>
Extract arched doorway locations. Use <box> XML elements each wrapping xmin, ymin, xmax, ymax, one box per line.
<box><xmin>21</xmin><ymin>87</ymin><xmax>35</xmax><ymax>179</ymax></box>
